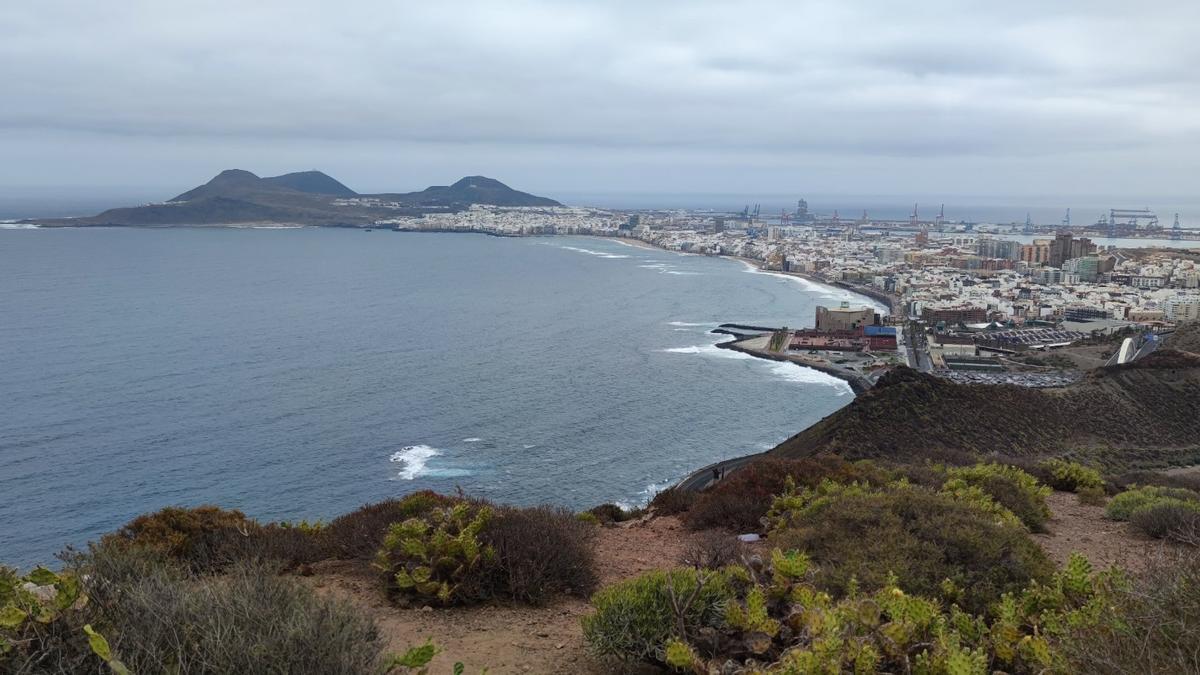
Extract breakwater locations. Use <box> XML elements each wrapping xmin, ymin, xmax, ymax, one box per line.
<box><xmin>715</xmin><ymin>336</ymin><xmax>872</xmax><ymax>395</ymax></box>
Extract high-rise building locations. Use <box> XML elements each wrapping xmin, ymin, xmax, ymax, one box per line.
<box><xmin>1020</xmin><ymin>239</ymin><xmax>1051</xmax><ymax>265</ymax></box>
<box><xmin>1165</xmin><ymin>297</ymin><xmax>1200</xmax><ymax>323</ymax></box>
<box><xmin>1048</xmin><ymin>233</ymin><xmax>1097</xmax><ymax>268</ymax></box>
<box><xmin>815</xmin><ymin>303</ymin><xmax>876</xmax><ymax>332</ymax></box>
<box><xmin>977</xmin><ymin>238</ymin><xmax>1020</xmax><ymax>260</ymax></box>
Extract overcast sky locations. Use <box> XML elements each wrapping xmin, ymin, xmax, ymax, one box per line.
<box><xmin>3</xmin><ymin>1</ymin><xmax>1199</xmax><ymax>202</ymax></box>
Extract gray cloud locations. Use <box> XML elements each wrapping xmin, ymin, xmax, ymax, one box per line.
<box><xmin>2</xmin><ymin>0</ymin><xmax>1199</xmax><ymax>199</ymax></box>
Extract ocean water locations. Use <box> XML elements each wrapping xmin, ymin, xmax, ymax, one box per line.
<box><xmin>0</xmin><ymin>228</ymin><xmax>882</xmax><ymax>567</ymax></box>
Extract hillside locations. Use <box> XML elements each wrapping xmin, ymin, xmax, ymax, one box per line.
<box><xmin>1165</xmin><ymin>321</ymin><xmax>1200</xmax><ymax>354</ymax></box>
<box><xmin>31</xmin><ymin>171</ymin><xmax>560</xmax><ymax>227</ymax></box>
<box><xmin>769</xmin><ymin>352</ymin><xmax>1200</xmax><ymax>469</ymax></box>
<box><xmin>386</xmin><ymin>176</ymin><xmax>562</xmax><ymax>208</ymax></box>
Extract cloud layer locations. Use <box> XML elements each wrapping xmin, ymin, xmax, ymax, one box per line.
<box><xmin>3</xmin><ymin>1</ymin><xmax>1198</xmax><ymax>198</ymax></box>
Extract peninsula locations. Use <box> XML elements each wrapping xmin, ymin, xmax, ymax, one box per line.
<box><xmin>27</xmin><ymin>170</ymin><xmax>562</xmax><ymax>228</ymax></box>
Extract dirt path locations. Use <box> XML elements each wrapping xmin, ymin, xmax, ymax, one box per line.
<box><xmin>1032</xmin><ymin>490</ymin><xmax>1171</xmax><ymax>571</ymax></box>
<box><xmin>306</xmin><ymin>516</ymin><xmax>687</xmax><ymax>674</ymax></box>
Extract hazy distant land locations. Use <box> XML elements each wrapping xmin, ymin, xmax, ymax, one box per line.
<box><xmin>27</xmin><ymin>170</ymin><xmax>561</xmax><ymax>228</ymax></box>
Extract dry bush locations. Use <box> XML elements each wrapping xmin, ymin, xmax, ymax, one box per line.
<box><xmin>1063</xmin><ymin>551</ymin><xmax>1200</xmax><ymax>673</ymax></box>
<box><xmin>1109</xmin><ymin>470</ymin><xmax>1200</xmax><ymax>494</ymax></box>
<box><xmin>648</xmin><ymin>488</ymin><xmax>696</xmax><ymax>516</ymax></box>
<box><xmin>1129</xmin><ymin>502</ymin><xmax>1200</xmax><ymax>544</ymax></box>
<box><xmin>74</xmin><ymin>547</ymin><xmax>387</xmax><ymax>674</ymax></box>
<box><xmin>683</xmin><ymin>456</ymin><xmax>890</xmax><ymax>532</ymax></box>
<box><xmin>102</xmin><ymin>505</ymin><xmax>252</xmax><ymax>565</ymax></box>
<box><xmin>1078</xmin><ymin>485</ymin><xmax>1107</xmax><ymax>506</ymax></box>
<box><xmin>189</xmin><ymin>523</ymin><xmax>332</xmax><ymax>571</ymax></box>
<box><xmin>325</xmin><ymin>490</ymin><xmax>457</xmax><ymax>559</ymax></box>
<box><xmin>481</xmin><ymin>505</ymin><xmax>599</xmax><ymax>604</ymax></box>
<box><xmin>678</xmin><ymin>530</ymin><xmax>748</xmax><ymax>570</ymax></box>
<box><xmin>587</xmin><ymin>503</ymin><xmax>643</xmax><ymax>525</ymax></box>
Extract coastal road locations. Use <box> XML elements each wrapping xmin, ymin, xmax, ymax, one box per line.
<box><xmin>673</xmin><ymin>452</ymin><xmax>766</xmax><ymax>492</ymax></box>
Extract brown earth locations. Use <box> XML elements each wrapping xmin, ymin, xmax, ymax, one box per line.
<box><xmin>1032</xmin><ymin>491</ymin><xmax>1173</xmax><ymax>572</ymax></box>
<box><xmin>302</xmin><ymin>491</ymin><xmax>1177</xmax><ymax>674</ymax></box>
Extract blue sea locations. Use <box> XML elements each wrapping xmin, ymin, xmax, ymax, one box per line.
<box><xmin>0</xmin><ymin>228</ymin><xmax>882</xmax><ymax>567</ymax></box>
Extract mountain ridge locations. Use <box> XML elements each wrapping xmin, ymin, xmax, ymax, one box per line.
<box><xmin>30</xmin><ymin>170</ymin><xmax>561</xmax><ymax>227</ymax></box>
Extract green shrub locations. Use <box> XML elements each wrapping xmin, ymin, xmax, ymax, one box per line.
<box><xmin>480</xmin><ymin>505</ymin><xmax>598</xmax><ymax>604</ymax></box>
<box><xmin>376</xmin><ymin>501</ymin><xmax>495</xmax><ymax>606</ymax></box>
<box><xmin>327</xmin><ymin>491</ymin><xmax>459</xmax><ymax>559</ymax></box>
<box><xmin>683</xmin><ymin>456</ymin><xmax>892</xmax><ymax>532</ymax></box>
<box><xmin>1037</xmin><ymin>459</ymin><xmax>1105</xmax><ymax>492</ymax></box>
<box><xmin>581</xmin><ymin>567</ymin><xmax>733</xmax><ymax>664</ymax></box>
<box><xmin>1077</xmin><ymin>485</ymin><xmax>1107</xmax><ymax>506</ymax></box>
<box><xmin>944</xmin><ymin>463</ymin><xmax>1052</xmax><ymax>532</ymax></box>
<box><xmin>766</xmin><ymin>480</ymin><xmax>1054</xmax><ymax>614</ymax></box>
<box><xmin>585</xmin><ymin>550</ymin><xmax>1121</xmax><ymax>673</ymax></box>
<box><xmin>1106</xmin><ymin>485</ymin><xmax>1200</xmax><ymax>521</ymax></box>
<box><xmin>0</xmin><ymin>565</ymin><xmax>116</xmax><ymax>673</ymax></box>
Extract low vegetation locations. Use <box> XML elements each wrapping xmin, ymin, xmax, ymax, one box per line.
<box><xmin>676</xmin><ymin>455</ymin><xmax>892</xmax><ymax>532</ymax></box>
<box><xmin>1106</xmin><ymin>484</ymin><xmax>1200</xmax><ymax>545</ymax></box>
<box><xmin>764</xmin><ymin>478</ymin><xmax>1053</xmax><ymax>614</ymax></box>
<box><xmin>1035</xmin><ymin>458</ymin><xmax>1105</xmax><ymax>493</ymax></box>
<box><xmin>584</xmin><ymin>549</ymin><xmax>1134</xmax><ymax>673</ymax></box>
<box><xmin>2</xmin><ymin>547</ymin><xmax>389</xmax><ymax>675</ymax></box>
<box><xmin>944</xmin><ymin>462</ymin><xmax>1052</xmax><ymax>532</ymax></box>
<box><xmin>375</xmin><ymin>497</ymin><xmax>598</xmax><ymax>607</ymax></box>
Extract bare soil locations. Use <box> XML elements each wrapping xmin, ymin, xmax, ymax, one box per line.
<box><xmin>1032</xmin><ymin>490</ymin><xmax>1176</xmax><ymax>571</ymax></box>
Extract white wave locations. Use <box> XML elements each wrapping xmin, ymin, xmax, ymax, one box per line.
<box><xmin>668</xmin><ymin>321</ymin><xmax>710</xmax><ymax>327</ymax></box>
<box><xmin>390</xmin><ymin>445</ymin><xmax>442</xmax><ymax>480</ymax></box>
<box><xmin>0</xmin><ymin>223</ymin><xmax>39</xmax><ymax>229</ymax></box>
<box><xmin>663</xmin><ymin>270</ymin><xmax>701</xmax><ymax>275</ymax></box>
<box><xmin>614</xmin><ymin>478</ymin><xmax>679</xmax><ymax>510</ymax></box>
<box><xmin>522</xmin><ymin>444</ymin><xmax>537</xmax><ymax>449</ymax></box>
<box><xmin>559</xmin><ymin>245</ymin><xmax>629</xmax><ymax>259</ymax></box>
<box><xmin>768</xmin><ymin>362</ymin><xmax>853</xmax><ymax>393</ymax></box>
<box><xmin>659</xmin><ymin>343</ymin><xmax>754</xmax><ymax>360</ymax></box>
<box><xmin>462</xmin><ymin>437</ymin><xmax>483</xmax><ymax>442</ymax></box>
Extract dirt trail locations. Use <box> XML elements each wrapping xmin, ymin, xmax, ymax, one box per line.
<box><xmin>1032</xmin><ymin>490</ymin><xmax>1174</xmax><ymax>571</ymax></box>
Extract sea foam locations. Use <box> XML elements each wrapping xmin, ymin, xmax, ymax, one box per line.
<box><xmin>390</xmin><ymin>444</ymin><xmax>442</xmax><ymax>479</ymax></box>
<box><xmin>558</xmin><ymin>245</ymin><xmax>629</xmax><ymax>259</ymax></box>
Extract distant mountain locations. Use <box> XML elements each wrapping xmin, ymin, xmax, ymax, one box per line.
<box><xmin>170</xmin><ymin>170</ymin><xmax>356</xmax><ymax>202</ymax></box>
<box><xmin>262</xmin><ymin>171</ymin><xmax>357</xmax><ymax>197</ymax></box>
<box><xmin>30</xmin><ymin>170</ymin><xmax>560</xmax><ymax>227</ymax></box>
<box><xmin>392</xmin><ymin>176</ymin><xmax>562</xmax><ymax>208</ymax></box>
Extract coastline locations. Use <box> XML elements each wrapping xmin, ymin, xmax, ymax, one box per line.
<box><xmin>580</xmin><ymin>234</ymin><xmax>889</xmax><ymax>495</ymax></box>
